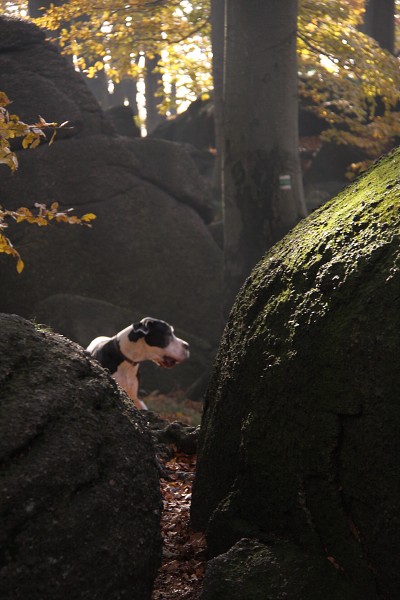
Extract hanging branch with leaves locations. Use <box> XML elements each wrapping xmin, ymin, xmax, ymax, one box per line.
<box><xmin>0</xmin><ymin>92</ymin><xmax>96</xmax><ymax>272</ymax></box>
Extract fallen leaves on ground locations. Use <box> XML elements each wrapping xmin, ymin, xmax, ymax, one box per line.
<box><xmin>144</xmin><ymin>391</ymin><xmax>203</xmax><ymax>426</ymax></box>
<box><xmin>152</xmin><ymin>451</ymin><xmax>207</xmax><ymax>600</ymax></box>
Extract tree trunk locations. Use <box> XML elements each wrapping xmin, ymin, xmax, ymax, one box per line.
<box><xmin>362</xmin><ymin>0</ymin><xmax>395</xmax><ymax>54</ymax></box>
<box><xmin>210</xmin><ymin>0</ymin><xmax>225</xmax><ymax>211</ymax></box>
<box><xmin>223</xmin><ymin>0</ymin><xmax>307</xmax><ymax>311</ymax></box>
<box><xmin>145</xmin><ymin>55</ymin><xmax>165</xmax><ymax>133</ymax></box>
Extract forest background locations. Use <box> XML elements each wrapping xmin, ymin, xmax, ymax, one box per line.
<box><xmin>1</xmin><ymin>0</ymin><xmax>400</xmax><ymax>304</ymax></box>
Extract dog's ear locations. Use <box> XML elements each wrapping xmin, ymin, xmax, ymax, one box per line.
<box><xmin>128</xmin><ymin>322</ymin><xmax>148</xmax><ymax>342</ymax></box>
<box><xmin>131</xmin><ymin>317</ymin><xmax>156</xmax><ymax>338</ymax></box>
<box><xmin>132</xmin><ymin>321</ymin><xmax>150</xmax><ymax>336</ymax></box>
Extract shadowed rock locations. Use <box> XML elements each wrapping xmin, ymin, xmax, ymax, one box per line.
<box><xmin>0</xmin><ymin>313</ymin><xmax>162</xmax><ymax>600</ymax></box>
<box><xmin>0</xmin><ymin>17</ymin><xmax>222</xmax><ymax>394</ymax></box>
<box><xmin>191</xmin><ymin>149</ymin><xmax>400</xmax><ymax>598</ymax></box>
<box><xmin>200</xmin><ymin>538</ymin><xmax>364</xmax><ymax>600</ymax></box>
<box><xmin>105</xmin><ymin>104</ymin><xmax>141</xmax><ymax>138</ymax></box>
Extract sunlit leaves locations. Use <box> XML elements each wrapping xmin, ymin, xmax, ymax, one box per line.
<box><xmin>1</xmin><ymin>0</ymin><xmax>399</xmax><ymax>169</ymax></box>
<box><xmin>298</xmin><ymin>0</ymin><xmax>400</xmax><ymax>167</ymax></box>
<box><xmin>30</xmin><ymin>0</ymin><xmax>211</xmax><ymax>108</ymax></box>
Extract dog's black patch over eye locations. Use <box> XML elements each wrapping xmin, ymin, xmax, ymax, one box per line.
<box><xmin>144</xmin><ymin>321</ymin><xmax>173</xmax><ymax>348</ymax></box>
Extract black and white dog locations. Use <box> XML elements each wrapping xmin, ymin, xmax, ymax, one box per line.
<box><xmin>86</xmin><ymin>317</ymin><xmax>190</xmax><ymax>410</ymax></box>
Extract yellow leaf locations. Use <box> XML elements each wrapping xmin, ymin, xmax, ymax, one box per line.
<box><xmin>16</xmin><ymin>258</ymin><xmax>24</xmax><ymax>273</ymax></box>
<box><xmin>81</xmin><ymin>213</ymin><xmax>96</xmax><ymax>222</ymax></box>
<box><xmin>30</xmin><ymin>137</ymin><xmax>41</xmax><ymax>149</ymax></box>
<box><xmin>0</xmin><ymin>92</ymin><xmax>11</xmax><ymax>107</ymax></box>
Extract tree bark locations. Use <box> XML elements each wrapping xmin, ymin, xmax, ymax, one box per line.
<box><xmin>223</xmin><ymin>0</ymin><xmax>307</xmax><ymax>311</ymax></box>
<box><xmin>362</xmin><ymin>0</ymin><xmax>395</xmax><ymax>54</ymax></box>
<box><xmin>145</xmin><ymin>55</ymin><xmax>165</xmax><ymax>133</ymax></box>
<box><xmin>210</xmin><ymin>0</ymin><xmax>225</xmax><ymax>209</ymax></box>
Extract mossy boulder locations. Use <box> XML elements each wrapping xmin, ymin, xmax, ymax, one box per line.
<box><xmin>191</xmin><ymin>149</ymin><xmax>400</xmax><ymax>598</ymax></box>
<box><xmin>0</xmin><ymin>314</ymin><xmax>162</xmax><ymax>600</ymax></box>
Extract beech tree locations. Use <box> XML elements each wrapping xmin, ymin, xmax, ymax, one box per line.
<box><xmin>210</xmin><ymin>0</ymin><xmax>224</xmax><ymax>203</ymax></box>
<box><xmin>221</xmin><ymin>0</ymin><xmax>307</xmax><ymax>308</ymax></box>
<box><xmin>298</xmin><ymin>1</ymin><xmax>400</xmax><ymax>163</ymax></box>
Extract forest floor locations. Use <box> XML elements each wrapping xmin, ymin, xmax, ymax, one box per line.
<box><xmin>145</xmin><ymin>392</ymin><xmax>207</xmax><ymax>600</ymax></box>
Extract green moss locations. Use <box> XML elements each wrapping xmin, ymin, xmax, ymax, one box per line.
<box><xmin>233</xmin><ymin>147</ymin><xmax>400</xmax><ymax>357</ymax></box>
<box><xmin>193</xmin><ymin>146</ymin><xmax>400</xmax><ymax>596</ymax></box>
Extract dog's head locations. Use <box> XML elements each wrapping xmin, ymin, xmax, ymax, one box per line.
<box><xmin>128</xmin><ymin>317</ymin><xmax>190</xmax><ymax>368</ymax></box>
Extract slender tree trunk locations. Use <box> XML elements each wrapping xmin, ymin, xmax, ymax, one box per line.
<box><xmin>223</xmin><ymin>0</ymin><xmax>307</xmax><ymax>311</ymax></box>
<box><xmin>145</xmin><ymin>55</ymin><xmax>165</xmax><ymax>133</ymax></box>
<box><xmin>169</xmin><ymin>82</ymin><xmax>178</xmax><ymax>117</ymax></box>
<box><xmin>210</xmin><ymin>0</ymin><xmax>225</xmax><ymax>211</ymax></box>
<box><xmin>362</xmin><ymin>0</ymin><xmax>395</xmax><ymax>54</ymax></box>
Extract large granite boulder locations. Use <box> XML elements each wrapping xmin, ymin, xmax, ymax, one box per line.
<box><xmin>126</xmin><ymin>137</ymin><xmax>214</xmax><ymax>222</ymax></box>
<box><xmin>0</xmin><ymin>313</ymin><xmax>162</xmax><ymax>600</ymax></box>
<box><xmin>105</xmin><ymin>104</ymin><xmax>141</xmax><ymax>138</ymax></box>
<box><xmin>0</xmin><ymin>17</ymin><xmax>222</xmax><ymax>393</ymax></box>
<box><xmin>0</xmin><ymin>18</ymin><xmax>112</xmax><ymax>138</ymax></box>
<box><xmin>150</xmin><ymin>96</ymin><xmax>215</xmax><ymax>150</ymax></box>
<box><xmin>191</xmin><ymin>149</ymin><xmax>400</xmax><ymax>598</ymax></box>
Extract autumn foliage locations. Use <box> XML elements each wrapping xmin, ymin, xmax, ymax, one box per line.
<box><xmin>298</xmin><ymin>0</ymin><xmax>400</xmax><ymax>170</ymax></box>
<box><xmin>1</xmin><ymin>1</ymin><xmax>400</xmax><ymax>162</ymax></box>
<box><xmin>3</xmin><ymin>0</ymin><xmax>397</xmax><ymax>164</ymax></box>
<box><xmin>0</xmin><ymin>91</ymin><xmax>96</xmax><ymax>272</ymax></box>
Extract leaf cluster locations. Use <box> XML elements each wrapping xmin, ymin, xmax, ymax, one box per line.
<box><xmin>1</xmin><ymin>1</ymin><xmax>400</xmax><ymax>169</ymax></box>
<box><xmin>155</xmin><ymin>447</ymin><xmax>206</xmax><ymax>599</ymax></box>
<box><xmin>0</xmin><ymin>91</ymin><xmax>58</xmax><ymax>172</ymax></box>
<box><xmin>0</xmin><ymin>203</ymin><xmax>95</xmax><ymax>273</ymax></box>
<box><xmin>0</xmin><ymin>92</ymin><xmax>96</xmax><ymax>272</ymax></box>
<box><xmin>33</xmin><ymin>0</ymin><xmax>211</xmax><ymax>104</ymax></box>
<box><xmin>298</xmin><ymin>0</ymin><xmax>400</xmax><ymax>170</ymax></box>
